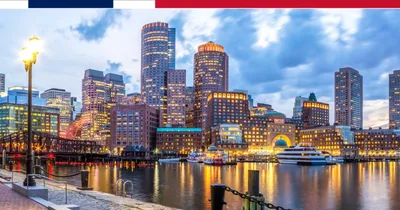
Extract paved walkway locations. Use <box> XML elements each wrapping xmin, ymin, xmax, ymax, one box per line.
<box><xmin>0</xmin><ymin>183</ymin><xmax>46</xmax><ymax>210</ymax></box>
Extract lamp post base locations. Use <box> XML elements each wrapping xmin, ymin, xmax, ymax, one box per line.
<box><xmin>23</xmin><ymin>176</ymin><xmax>36</xmax><ymax>186</ymax></box>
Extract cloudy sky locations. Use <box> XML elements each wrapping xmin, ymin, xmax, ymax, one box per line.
<box><xmin>0</xmin><ymin>9</ymin><xmax>398</xmax><ymax>128</ymax></box>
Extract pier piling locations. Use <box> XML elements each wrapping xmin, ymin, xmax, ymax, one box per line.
<box><xmin>210</xmin><ymin>184</ymin><xmax>226</xmax><ymax>210</ymax></box>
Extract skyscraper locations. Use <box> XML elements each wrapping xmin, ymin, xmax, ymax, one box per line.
<box><xmin>70</xmin><ymin>97</ymin><xmax>82</xmax><ymax>121</ymax></box>
<box><xmin>81</xmin><ymin>69</ymin><xmax>106</xmax><ymax>143</ymax></box>
<box><xmin>141</xmin><ymin>22</ymin><xmax>176</xmax><ymax>126</ymax></box>
<box><xmin>41</xmin><ymin>88</ymin><xmax>72</xmax><ymax>138</ymax></box>
<box><xmin>166</xmin><ymin>69</ymin><xmax>186</xmax><ymax>127</ymax></box>
<box><xmin>389</xmin><ymin>70</ymin><xmax>400</xmax><ymax>128</ymax></box>
<box><xmin>168</xmin><ymin>28</ymin><xmax>176</xmax><ymax>70</ymax></box>
<box><xmin>292</xmin><ymin>96</ymin><xmax>309</xmax><ymax>120</ymax></box>
<box><xmin>0</xmin><ymin>73</ymin><xmax>5</xmax><ymax>93</ymax></box>
<box><xmin>335</xmin><ymin>67</ymin><xmax>363</xmax><ymax>129</ymax></box>
<box><xmin>193</xmin><ymin>41</ymin><xmax>229</xmax><ymax>131</ymax></box>
<box><xmin>105</xmin><ymin>73</ymin><xmax>125</xmax><ymax>104</ymax></box>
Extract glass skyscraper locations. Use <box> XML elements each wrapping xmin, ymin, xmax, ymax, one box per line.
<box><xmin>0</xmin><ymin>73</ymin><xmax>5</xmax><ymax>93</ymax></box>
<box><xmin>193</xmin><ymin>41</ymin><xmax>229</xmax><ymax>131</ymax></box>
<box><xmin>334</xmin><ymin>67</ymin><xmax>363</xmax><ymax>129</ymax></box>
<box><xmin>0</xmin><ymin>86</ymin><xmax>46</xmax><ymax>106</ymax></box>
<box><xmin>389</xmin><ymin>70</ymin><xmax>400</xmax><ymax>128</ymax></box>
<box><xmin>141</xmin><ymin>22</ymin><xmax>176</xmax><ymax>127</ymax></box>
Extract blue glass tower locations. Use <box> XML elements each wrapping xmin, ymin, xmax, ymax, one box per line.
<box><xmin>168</xmin><ymin>28</ymin><xmax>176</xmax><ymax>70</ymax></box>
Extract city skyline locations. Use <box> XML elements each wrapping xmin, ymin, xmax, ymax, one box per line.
<box><xmin>0</xmin><ymin>9</ymin><xmax>399</xmax><ymax>128</ymax></box>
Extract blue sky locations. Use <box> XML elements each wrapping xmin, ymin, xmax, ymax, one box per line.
<box><xmin>0</xmin><ymin>9</ymin><xmax>398</xmax><ymax>128</ymax></box>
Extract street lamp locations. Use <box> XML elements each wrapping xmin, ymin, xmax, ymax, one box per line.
<box><xmin>21</xmin><ymin>35</ymin><xmax>41</xmax><ymax>187</ymax></box>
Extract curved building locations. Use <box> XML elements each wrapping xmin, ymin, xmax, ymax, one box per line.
<box><xmin>193</xmin><ymin>41</ymin><xmax>229</xmax><ymax>131</ymax></box>
<box><xmin>141</xmin><ymin>22</ymin><xmax>176</xmax><ymax>126</ymax></box>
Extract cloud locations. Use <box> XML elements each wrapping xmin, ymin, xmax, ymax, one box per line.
<box><xmin>70</xmin><ymin>9</ymin><xmax>126</xmax><ymax>42</ymax></box>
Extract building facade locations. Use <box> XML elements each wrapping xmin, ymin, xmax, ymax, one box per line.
<box><xmin>70</xmin><ymin>97</ymin><xmax>82</xmax><ymax>121</ymax></box>
<box><xmin>166</xmin><ymin>69</ymin><xmax>186</xmax><ymax>127</ymax></box>
<box><xmin>41</xmin><ymin>88</ymin><xmax>72</xmax><ymax>138</ymax></box>
<box><xmin>0</xmin><ymin>86</ymin><xmax>46</xmax><ymax>106</ymax></box>
<box><xmin>335</xmin><ymin>67</ymin><xmax>363</xmax><ymax>129</ymax></box>
<box><xmin>0</xmin><ymin>103</ymin><xmax>60</xmax><ymax>137</ymax></box>
<box><xmin>301</xmin><ymin>93</ymin><xmax>329</xmax><ymax>128</ymax></box>
<box><xmin>110</xmin><ymin>104</ymin><xmax>159</xmax><ymax>154</ymax></box>
<box><xmin>193</xmin><ymin>41</ymin><xmax>229</xmax><ymax>131</ymax></box>
<box><xmin>355</xmin><ymin>129</ymin><xmax>400</xmax><ymax>156</ymax></box>
<box><xmin>141</xmin><ymin>22</ymin><xmax>175</xmax><ymax>126</ymax></box>
<box><xmin>156</xmin><ymin>127</ymin><xmax>202</xmax><ymax>154</ymax></box>
<box><xmin>211</xmin><ymin>124</ymin><xmax>248</xmax><ymax>152</ymax></box>
<box><xmin>292</xmin><ymin>96</ymin><xmax>308</xmax><ymax>120</ymax></box>
<box><xmin>299</xmin><ymin>125</ymin><xmax>355</xmax><ymax>155</ymax></box>
<box><xmin>122</xmin><ymin>93</ymin><xmax>142</xmax><ymax>105</ymax></box>
<box><xmin>0</xmin><ymin>73</ymin><xmax>5</xmax><ymax>93</ymax></box>
<box><xmin>389</xmin><ymin>70</ymin><xmax>400</xmax><ymax>129</ymax></box>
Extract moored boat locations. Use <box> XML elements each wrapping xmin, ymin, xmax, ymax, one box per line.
<box><xmin>187</xmin><ymin>152</ymin><xmax>205</xmax><ymax>163</ymax></box>
<box><xmin>276</xmin><ymin>143</ymin><xmax>327</xmax><ymax>165</ymax></box>
<box><xmin>203</xmin><ymin>145</ymin><xmax>230</xmax><ymax>165</ymax></box>
<box><xmin>158</xmin><ymin>158</ymin><xmax>180</xmax><ymax>163</ymax></box>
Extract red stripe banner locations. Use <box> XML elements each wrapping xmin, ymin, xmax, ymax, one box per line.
<box><xmin>156</xmin><ymin>0</ymin><xmax>400</xmax><ymax>8</ymax></box>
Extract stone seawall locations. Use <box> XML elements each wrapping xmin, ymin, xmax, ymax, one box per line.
<box><xmin>0</xmin><ymin>169</ymin><xmax>181</xmax><ymax>210</ymax></box>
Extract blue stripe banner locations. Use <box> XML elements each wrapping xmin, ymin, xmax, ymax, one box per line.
<box><xmin>29</xmin><ymin>0</ymin><xmax>113</xmax><ymax>8</ymax></box>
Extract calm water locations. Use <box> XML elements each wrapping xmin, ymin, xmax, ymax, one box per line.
<box><xmin>36</xmin><ymin>162</ymin><xmax>400</xmax><ymax>210</ymax></box>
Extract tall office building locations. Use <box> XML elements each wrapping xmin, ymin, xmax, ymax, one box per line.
<box><xmin>81</xmin><ymin>69</ymin><xmax>125</xmax><ymax>146</ymax></box>
<box><xmin>301</xmin><ymin>93</ymin><xmax>329</xmax><ymax>128</ymax></box>
<box><xmin>141</xmin><ymin>22</ymin><xmax>176</xmax><ymax>126</ymax></box>
<box><xmin>185</xmin><ymin>86</ymin><xmax>195</xmax><ymax>106</ymax></box>
<box><xmin>335</xmin><ymin>67</ymin><xmax>363</xmax><ymax>129</ymax></box>
<box><xmin>193</xmin><ymin>41</ymin><xmax>229</xmax><ymax>131</ymax></box>
<box><xmin>233</xmin><ymin>89</ymin><xmax>253</xmax><ymax>110</ymax></box>
<box><xmin>166</xmin><ymin>69</ymin><xmax>186</xmax><ymax>127</ymax></box>
<box><xmin>292</xmin><ymin>96</ymin><xmax>309</xmax><ymax>120</ymax></box>
<box><xmin>0</xmin><ymin>73</ymin><xmax>5</xmax><ymax>93</ymax></box>
<box><xmin>168</xmin><ymin>28</ymin><xmax>176</xmax><ymax>70</ymax></box>
<box><xmin>389</xmin><ymin>70</ymin><xmax>400</xmax><ymax>128</ymax></box>
<box><xmin>41</xmin><ymin>88</ymin><xmax>72</xmax><ymax>138</ymax></box>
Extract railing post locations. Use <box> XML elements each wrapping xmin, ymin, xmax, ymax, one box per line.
<box><xmin>210</xmin><ymin>184</ymin><xmax>226</xmax><ymax>210</ymax></box>
<box><xmin>77</xmin><ymin>170</ymin><xmax>93</xmax><ymax>190</ymax></box>
<box><xmin>2</xmin><ymin>149</ymin><xmax>6</xmax><ymax>169</ymax></box>
<box><xmin>248</xmin><ymin>170</ymin><xmax>259</xmax><ymax>196</ymax></box>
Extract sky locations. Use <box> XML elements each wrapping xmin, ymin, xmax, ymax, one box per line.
<box><xmin>0</xmin><ymin>9</ymin><xmax>399</xmax><ymax>128</ymax></box>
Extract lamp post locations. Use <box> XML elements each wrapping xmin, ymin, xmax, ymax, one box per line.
<box><xmin>21</xmin><ymin>35</ymin><xmax>41</xmax><ymax>187</ymax></box>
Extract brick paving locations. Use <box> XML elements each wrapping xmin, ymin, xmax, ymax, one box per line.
<box><xmin>0</xmin><ymin>183</ymin><xmax>47</xmax><ymax>210</ymax></box>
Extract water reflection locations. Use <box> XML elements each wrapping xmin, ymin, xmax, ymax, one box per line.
<box><xmin>39</xmin><ymin>162</ymin><xmax>400</xmax><ymax>210</ymax></box>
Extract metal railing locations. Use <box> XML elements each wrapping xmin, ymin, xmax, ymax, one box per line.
<box><xmin>115</xmin><ymin>179</ymin><xmax>134</xmax><ymax>198</ymax></box>
<box><xmin>29</xmin><ymin>173</ymin><xmax>68</xmax><ymax>204</ymax></box>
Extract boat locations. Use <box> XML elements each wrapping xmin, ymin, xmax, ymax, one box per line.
<box><xmin>158</xmin><ymin>158</ymin><xmax>180</xmax><ymax>163</ymax></box>
<box><xmin>187</xmin><ymin>152</ymin><xmax>205</xmax><ymax>163</ymax></box>
<box><xmin>276</xmin><ymin>143</ymin><xmax>327</xmax><ymax>165</ymax></box>
<box><xmin>203</xmin><ymin>145</ymin><xmax>230</xmax><ymax>165</ymax></box>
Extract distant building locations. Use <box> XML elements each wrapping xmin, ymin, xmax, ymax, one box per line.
<box><xmin>355</xmin><ymin>128</ymin><xmax>400</xmax><ymax>156</ymax></box>
<box><xmin>0</xmin><ymin>103</ymin><xmax>60</xmax><ymax>137</ymax></box>
<box><xmin>0</xmin><ymin>86</ymin><xmax>46</xmax><ymax>106</ymax></box>
<box><xmin>70</xmin><ymin>97</ymin><xmax>82</xmax><ymax>121</ymax></box>
<box><xmin>0</xmin><ymin>73</ymin><xmax>5</xmax><ymax>93</ymax></box>
<box><xmin>41</xmin><ymin>88</ymin><xmax>71</xmax><ymax>138</ymax></box>
<box><xmin>233</xmin><ymin>89</ymin><xmax>253</xmax><ymax>110</ymax></box>
<box><xmin>250</xmin><ymin>103</ymin><xmax>274</xmax><ymax>117</ymax></box>
<box><xmin>193</xmin><ymin>41</ymin><xmax>229</xmax><ymax>132</ymax></box>
<box><xmin>299</xmin><ymin>125</ymin><xmax>356</xmax><ymax>156</ymax></box>
<box><xmin>156</xmin><ymin>127</ymin><xmax>202</xmax><ymax>154</ymax></box>
<box><xmin>110</xmin><ymin>104</ymin><xmax>159</xmax><ymax>154</ymax></box>
<box><xmin>185</xmin><ymin>86</ymin><xmax>194</xmax><ymax>106</ymax></box>
<box><xmin>301</xmin><ymin>93</ymin><xmax>329</xmax><ymax>128</ymax></box>
<box><xmin>292</xmin><ymin>96</ymin><xmax>308</xmax><ymax>120</ymax></box>
<box><xmin>211</xmin><ymin>124</ymin><xmax>248</xmax><ymax>152</ymax></box>
<box><xmin>185</xmin><ymin>86</ymin><xmax>195</xmax><ymax>128</ymax></box>
<box><xmin>122</xmin><ymin>93</ymin><xmax>142</xmax><ymax>105</ymax></box>
<box><xmin>81</xmin><ymin>69</ymin><xmax>125</xmax><ymax>147</ymax></box>
<box><xmin>389</xmin><ymin>70</ymin><xmax>400</xmax><ymax>129</ymax></box>
<box><xmin>141</xmin><ymin>22</ymin><xmax>175</xmax><ymax>126</ymax></box>
<box><xmin>166</xmin><ymin>69</ymin><xmax>186</xmax><ymax>127</ymax></box>
<box><xmin>335</xmin><ymin>67</ymin><xmax>363</xmax><ymax>129</ymax></box>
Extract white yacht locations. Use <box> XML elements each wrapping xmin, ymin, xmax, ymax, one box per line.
<box><xmin>187</xmin><ymin>152</ymin><xmax>205</xmax><ymax>163</ymax></box>
<box><xmin>276</xmin><ymin>143</ymin><xmax>327</xmax><ymax>165</ymax></box>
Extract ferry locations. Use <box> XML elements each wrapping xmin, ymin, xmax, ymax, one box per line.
<box><xmin>276</xmin><ymin>143</ymin><xmax>327</xmax><ymax>165</ymax></box>
<box><xmin>203</xmin><ymin>145</ymin><xmax>229</xmax><ymax>165</ymax></box>
<box><xmin>187</xmin><ymin>152</ymin><xmax>205</xmax><ymax>163</ymax></box>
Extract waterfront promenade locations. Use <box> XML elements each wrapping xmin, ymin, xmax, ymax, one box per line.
<box><xmin>0</xmin><ymin>169</ymin><xmax>179</xmax><ymax>210</ymax></box>
<box><xmin>0</xmin><ymin>183</ymin><xmax>47</xmax><ymax>210</ymax></box>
